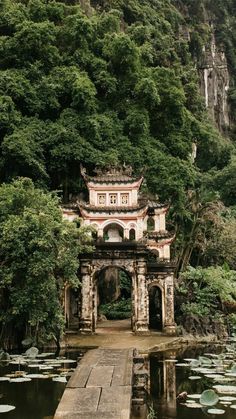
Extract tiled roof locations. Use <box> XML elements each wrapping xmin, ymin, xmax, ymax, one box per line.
<box><xmin>85</xmin><ymin>175</ymin><xmax>141</xmax><ymax>183</ymax></box>
<box><xmin>79</xmin><ymin>203</ymin><xmax>147</xmax><ymax>213</ymax></box>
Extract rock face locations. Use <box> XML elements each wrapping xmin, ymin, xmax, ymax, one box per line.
<box><xmin>198</xmin><ymin>30</ymin><xmax>230</xmax><ymax>132</ymax></box>
<box><xmin>181</xmin><ymin>314</ymin><xmax>228</xmax><ymax>339</ymax></box>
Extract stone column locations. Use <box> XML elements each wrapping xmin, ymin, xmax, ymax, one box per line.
<box><xmin>79</xmin><ymin>261</ymin><xmax>93</xmax><ymax>334</ymax></box>
<box><xmin>124</xmin><ymin>227</ymin><xmax>129</xmax><ymax>240</ymax></box>
<box><xmin>163</xmin><ymin>275</ymin><xmax>176</xmax><ymax>335</ymax></box>
<box><xmin>135</xmin><ymin>260</ymin><xmax>149</xmax><ymax>334</ymax></box>
<box><xmin>98</xmin><ymin>228</ymin><xmax>103</xmax><ymax>238</ymax></box>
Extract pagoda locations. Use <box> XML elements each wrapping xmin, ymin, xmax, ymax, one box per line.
<box><xmin>63</xmin><ymin>166</ymin><xmax>176</xmax><ymax>335</ymax></box>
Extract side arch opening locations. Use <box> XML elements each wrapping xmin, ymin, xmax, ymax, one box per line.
<box><xmin>148</xmin><ymin>285</ymin><xmax>163</xmax><ymax>330</ymax></box>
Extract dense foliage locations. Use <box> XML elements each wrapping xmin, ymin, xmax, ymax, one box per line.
<box><xmin>0</xmin><ymin>178</ymin><xmax>92</xmax><ymax>348</ymax></box>
<box><xmin>1</xmin><ymin>0</ymin><xmax>236</xmax><ymax>337</ymax></box>
<box><xmin>176</xmin><ymin>266</ymin><xmax>236</xmax><ymax>336</ymax></box>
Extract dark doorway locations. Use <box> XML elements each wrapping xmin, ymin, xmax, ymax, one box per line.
<box><xmin>149</xmin><ymin>286</ymin><xmax>162</xmax><ymax>330</ymax></box>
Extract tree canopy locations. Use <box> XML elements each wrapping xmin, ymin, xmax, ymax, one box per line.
<box><xmin>0</xmin><ymin>177</ymin><xmax>92</xmax><ymax>348</ymax></box>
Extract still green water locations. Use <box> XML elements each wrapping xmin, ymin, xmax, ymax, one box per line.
<box><xmin>150</xmin><ymin>345</ymin><xmax>236</xmax><ymax>419</ymax></box>
<box><xmin>0</xmin><ymin>350</ymin><xmax>84</xmax><ymax>419</ymax></box>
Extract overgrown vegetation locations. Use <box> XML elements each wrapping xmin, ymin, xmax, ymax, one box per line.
<box><xmin>99</xmin><ymin>298</ymin><xmax>131</xmax><ymax>320</ymax></box>
<box><xmin>1</xmin><ymin>0</ymin><xmax>236</xmax><ymax>339</ymax></box>
<box><xmin>0</xmin><ymin>178</ymin><xmax>92</xmax><ymax>348</ymax></box>
<box><xmin>176</xmin><ymin>266</ymin><xmax>236</xmax><ymax>336</ymax></box>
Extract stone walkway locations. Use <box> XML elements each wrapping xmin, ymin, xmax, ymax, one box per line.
<box><xmin>54</xmin><ymin>348</ymin><xmax>133</xmax><ymax>419</ymax></box>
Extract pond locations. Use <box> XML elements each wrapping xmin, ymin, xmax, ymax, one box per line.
<box><xmin>149</xmin><ymin>342</ymin><xmax>236</xmax><ymax>419</ymax></box>
<box><xmin>0</xmin><ymin>348</ymin><xmax>86</xmax><ymax>419</ymax></box>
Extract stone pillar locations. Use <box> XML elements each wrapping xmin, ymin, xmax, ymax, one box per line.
<box><xmin>160</xmin><ymin>212</ymin><xmax>166</xmax><ymax>230</ymax></box>
<box><xmin>163</xmin><ymin>275</ymin><xmax>176</xmax><ymax>335</ymax></box>
<box><xmin>124</xmin><ymin>228</ymin><xmax>129</xmax><ymax>240</ymax></box>
<box><xmin>154</xmin><ymin>214</ymin><xmax>160</xmax><ymax>232</ymax></box>
<box><xmin>98</xmin><ymin>228</ymin><xmax>103</xmax><ymax>238</ymax></box>
<box><xmin>79</xmin><ymin>262</ymin><xmax>93</xmax><ymax>334</ymax></box>
<box><xmin>135</xmin><ymin>260</ymin><xmax>149</xmax><ymax>334</ymax></box>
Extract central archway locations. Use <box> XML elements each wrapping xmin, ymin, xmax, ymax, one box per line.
<box><xmin>94</xmin><ymin>266</ymin><xmax>133</xmax><ymax>331</ymax></box>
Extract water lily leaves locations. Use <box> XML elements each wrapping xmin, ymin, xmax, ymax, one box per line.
<box><xmin>189</xmin><ymin>376</ymin><xmax>201</xmax><ymax>380</ymax></box>
<box><xmin>52</xmin><ymin>377</ymin><xmax>67</xmax><ymax>383</ymax></box>
<box><xmin>25</xmin><ymin>347</ymin><xmax>39</xmax><ymax>358</ymax></box>
<box><xmin>187</xmin><ymin>394</ymin><xmax>201</xmax><ymax>399</ymax></box>
<box><xmin>199</xmin><ymin>356</ymin><xmax>212</xmax><ymax>365</ymax></box>
<box><xmin>190</xmin><ymin>359</ymin><xmax>201</xmax><ymax>368</ymax></box>
<box><xmin>10</xmin><ymin>377</ymin><xmax>31</xmax><ymax>383</ymax></box>
<box><xmin>0</xmin><ymin>405</ymin><xmax>15</xmax><ymax>413</ymax></box>
<box><xmin>219</xmin><ymin>401</ymin><xmax>232</xmax><ymax>405</ymax></box>
<box><xmin>0</xmin><ymin>378</ymin><xmax>10</xmax><ymax>382</ymax></box>
<box><xmin>214</xmin><ymin>377</ymin><xmax>235</xmax><ymax>383</ymax></box>
<box><xmin>200</xmin><ymin>389</ymin><xmax>219</xmax><ymax>406</ymax></box>
<box><xmin>230</xmin><ymin>405</ymin><xmax>236</xmax><ymax>409</ymax></box>
<box><xmin>219</xmin><ymin>396</ymin><xmax>236</xmax><ymax>401</ymax></box>
<box><xmin>213</xmin><ymin>385</ymin><xmax>236</xmax><ymax>394</ymax></box>
<box><xmin>207</xmin><ymin>408</ymin><xmax>225</xmax><ymax>414</ymax></box>
<box><xmin>231</xmin><ymin>364</ymin><xmax>236</xmax><ymax>373</ymax></box>
<box><xmin>183</xmin><ymin>402</ymin><xmax>202</xmax><ymax>408</ymax></box>
<box><xmin>37</xmin><ymin>353</ymin><xmax>54</xmax><ymax>358</ymax></box>
<box><xmin>10</xmin><ymin>360</ymin><xmax>27</xmax><ymax>366</ymax></box>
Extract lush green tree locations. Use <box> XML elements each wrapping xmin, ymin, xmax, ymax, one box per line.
<box><xmin>0</xmin><ymin>0</ymin><xmax>236</xmax><ymax>285</ymax></box>
<box><xmin>0</xmin><ymin>177</ymin><xmax>92</xmax><ymax>349</ymax></box>
<box><xmin>176</xmin><ymin>265</ymin><xmax>236</xmax><ymax>334</ymax></box>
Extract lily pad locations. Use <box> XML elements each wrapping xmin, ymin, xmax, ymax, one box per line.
<box><xmin>52</xmin><ymin>376</ymin><xmax>67</xmax><ymax>383</ymax></box>
<box><xmin>200</xmin><ymin>389</ymin><xmax>219</xmax><ymax>406</ymax></box>
<box><xmin>219</xmin><ymin>401</ymin><xmax>231</xmax><ymax>405</ymax></box>
<box><xmin>176</xmin><ymin>363</ymin><xmax>189</xmax><ymax>367</ymax></box>
<box><xmin>213</xmin><ymin>385</ymin><xmax>236</xmax><ymax>394</ymax></box>
<box><xmin>187</xmin><ymin>394</ymin><xmax>201</xmax><ymax>399</ymax></box>
<box><xmin>0</xmin><ymin>378</ymin><xmax>10</xmax><ymax>382</ymax></box>
<box><xmin>189</xmin><ymin>376</ymin><xmax>201</xmax><ymax>380</ymax></box>
<box><xmin>37</xmin><ymin>353</ymin><xmax>54</xmax><ymax>358</ymax></box>
<box><xmin>190</xmin><ymin>359</ymin><xmax>201</xmax><ymax>368</ymax></box>
<box><xmin>0</xmin><ymin>405</ymin><xmax>15</xmax><ymax>413</ymax></box>
<box><xmin>25</xmin><ymin>347</ymin><xmax>39</xmax><ymax>358</ymax></box>
<box><xmin>199</xmin><ymin>356</ymin><xmax>212</xmax><ymax>365</ymax></box>
<box><xmin>219</xmin><ymin>396</ymin><xmax>236</xmax><ymax>401</ymax></box>
<box><xmin>183</xmin><ymin>402</ymin><xmax>202</xmax><ymax>408</ymax></box>
<box><xmin>10</xmin><ymin>377</ymin><xmax>31</xmax><ymax>383</ymax></box>
<box><xmin>207</xmin><ymin>409</ymin><xmax>225</xmax><ymax>414</ymax></box>
<box><xmin>230</xmin><ymin>405</ymin><xmax>236</xmax><ymax>409</ymax></box>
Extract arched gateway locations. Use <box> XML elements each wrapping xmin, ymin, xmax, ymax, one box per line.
<box><xmin>63</xmin><ymin>167</ymin><xmax>176</xmax><ymax>335</ymax></box>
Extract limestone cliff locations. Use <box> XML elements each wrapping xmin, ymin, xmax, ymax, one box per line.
<box><xmin>198</xmin><ymin>30</ymin><xmax>230</xmax><ymax>133</ymax></box>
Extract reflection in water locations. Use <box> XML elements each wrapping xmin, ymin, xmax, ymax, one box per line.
<box><xmin>0</xmin><ymin>350</ymin><xmax>85</xmax><ymax>419</ymax></box>
<box><xmin>149</xmin><ymin>345</ymin><xmax>236</xmax><ymax>419</ymax></box>
<box><xmin>150</xmin><ymin>351</ymin><xmax>176</xmax><ymax>418</ymax></box>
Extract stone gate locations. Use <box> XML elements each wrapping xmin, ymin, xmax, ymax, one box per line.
<box><xmin>63</xmin><ymin>166</ymin><xmax>176</xmax><ymax>335</ymax></box>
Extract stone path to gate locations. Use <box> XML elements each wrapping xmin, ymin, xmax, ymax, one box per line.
<box><xmin>54</xmin><ymin>348</ymin><xmax>133</xmax><ymax>419</ymax></box>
